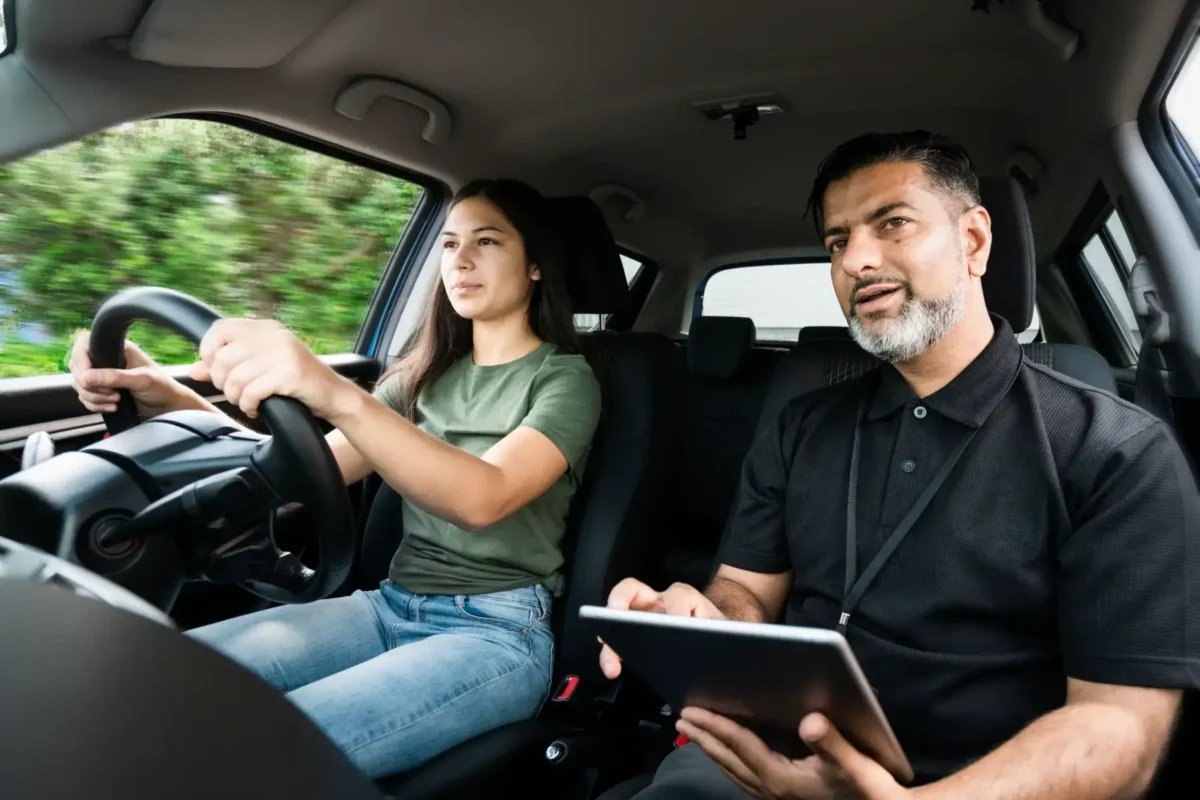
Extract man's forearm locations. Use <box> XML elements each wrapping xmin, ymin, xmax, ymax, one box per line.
<box><xmin>915</xmin><ymin>702</ymin><xmax>1168</xmax><ymax>800</ymax></box>
<box><xmin>705</xmin><ymin>577</ymin><xmax>770</xmax><ymax>622</ymax></box>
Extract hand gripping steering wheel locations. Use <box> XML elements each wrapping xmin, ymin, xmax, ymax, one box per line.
<box><xmin>87</xmin><ymin>287</ymin><xmax>355</xmax><ymax>603</ymax></box>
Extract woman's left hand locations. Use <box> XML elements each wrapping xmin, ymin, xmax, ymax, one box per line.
<box><xmin>192</xmin><ymin>319</ymin><xmax>351</xmax><ymax>420</ymax></box>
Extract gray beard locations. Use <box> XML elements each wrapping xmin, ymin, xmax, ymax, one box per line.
<box><xmin>848</xmin><ymin>282</ymin><xmax>965</xmax><ymax>364</ymax></box>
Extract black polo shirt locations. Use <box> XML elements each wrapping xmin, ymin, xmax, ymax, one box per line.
<box><xmin>719</xmin><ymin>316</ymin><xmax>1200</xmax><ymax>784</ymax></box>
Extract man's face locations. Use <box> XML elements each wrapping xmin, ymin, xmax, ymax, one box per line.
<box><xmin>821</xmin><ymin>161</ymin><xmax>984</xmax><ymax>363</ymax></box>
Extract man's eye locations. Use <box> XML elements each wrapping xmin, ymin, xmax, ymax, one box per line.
<box><xmin>884</xmin><ymin>217</ymin><xmax>909</xmax><ymax>230</ymax></box>
<box><xmin>829</xmin><ymin>238</ymin><xmax>848</xmax><ymax>253</ymax></box>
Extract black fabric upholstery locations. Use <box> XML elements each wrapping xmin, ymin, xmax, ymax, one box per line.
<box><xmin>979</xmin><ymin>176</ymin><xmax>1036</xmax><ymax>332</ymax></box>
<box><xmin>688</xmin><ymin>316</ymin><xmax>756</xmax><ymax>379</ymax></box>
<box><xmin>546</xmin><ymin>196</ymin><xmax>630</xmax><ymax>314</ymax></box>
<box><xmin>660</xmin><ymin>325</ymin><xmax>785</xmax><ymax>589</ymax></box>
<box><xmin>377</xmin><ymin>719</ymin><xmax>555</xmax><ymax>798</ymax></box>
<box><xmin>1037</xmin><ymin>342</ymin><xmax>1118</xmax><ymax>394</ymax></box>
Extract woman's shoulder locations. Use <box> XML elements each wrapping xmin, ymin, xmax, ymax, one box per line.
<box><xmin>533</xmin><ymin>346</ymin><xmax>599</xmax><ymax>386</ymax></box>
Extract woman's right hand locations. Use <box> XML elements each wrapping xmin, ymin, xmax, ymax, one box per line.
<box><xmin>68</xmin><ymin>331</ymin><xmax>200</xmax><ymax>418</ymax></box>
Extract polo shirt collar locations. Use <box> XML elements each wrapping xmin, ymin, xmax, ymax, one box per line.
<box><xmin>868</xmin><ymin>314</ymin><xmax>1021</xmax><ymax>428</ymax></box>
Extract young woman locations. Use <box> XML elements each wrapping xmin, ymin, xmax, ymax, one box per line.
<box><xmin>68</xmin><ymin>179</ymin><xmax>602</xmax><ymax>779</ymax></box>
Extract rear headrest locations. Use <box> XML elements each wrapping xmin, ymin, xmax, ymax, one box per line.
<box><xmin>545</xmin><ymin>196</ymin><xmax>630</xmax><ymax>315</ymax></box>
<box><xmin>688</xmin><ymin>316</ymin><xmax>756</xmax><ymax>379</ymax></box>
<box><xmin>979</xmin><ymin>176</ymin><xmax>1035</xmax><ymax>332</ymax></box>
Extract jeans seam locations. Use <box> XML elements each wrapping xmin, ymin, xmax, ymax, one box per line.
<box><xmin>342</xmin><ymin>658</ymin><xmax>539</xmax><ymax>757</ymax></box>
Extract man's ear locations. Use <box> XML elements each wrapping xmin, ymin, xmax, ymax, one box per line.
<box><xmin>963</xmin><ymin>206</ymin><xmax>992</xmax><ymax>279</ymax></box>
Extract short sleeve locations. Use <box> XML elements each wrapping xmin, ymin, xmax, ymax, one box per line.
<box><xmin>520</xmin><ymin>355</ymin><xmax>602</xmax><ymax>481</ymax></box>
<box><xmin>373</xmin><ymin>373</ymin><xmax>404</xmax><ymax>413</ymax></box>
<box><xmin>716</xmin><ymin>404</ymin><xmax>797</xmax><ymax>574</ymax></box>
<box><xmin>1058</xmin><ymin>422</ymin><xmax>1200</xmax><ymax>688</ymax></box>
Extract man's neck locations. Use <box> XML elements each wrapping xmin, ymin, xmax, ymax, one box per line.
<box><xmin>472</xmin><ymin>313</ymin><xmax>541</xmax><ymax>366</ymax></box>
<box><xmin>895</xmin><ymin>311</ymin><xmax>995</xmax><ymax>398</ymax></box>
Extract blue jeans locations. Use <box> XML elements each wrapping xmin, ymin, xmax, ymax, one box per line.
<box><xmin>187</xmin><ymin>581</ymin><xmax>555</xmax><ymax>779</ymax></box>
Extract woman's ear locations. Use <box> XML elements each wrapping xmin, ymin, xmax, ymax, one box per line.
<box><xmin>529</xmin><ymin>264</ymin><xmax>542</xmax><ymax>281</ymax></box>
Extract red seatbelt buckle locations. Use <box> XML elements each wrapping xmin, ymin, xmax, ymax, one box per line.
<box><xmin>552</xmin><ymin>675</ymin><xmax>580</xmax><ymax>702</ymax></box>
<box><xmin>674</xmin><ymin>734</ymin><xmax>690</xmax><ymax>748</ymax></box>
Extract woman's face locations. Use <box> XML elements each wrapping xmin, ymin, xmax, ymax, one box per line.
<box><xmin>440</xmin><ymin>196</ymin><xmax>540</xmax><ymax>322</ymax></box>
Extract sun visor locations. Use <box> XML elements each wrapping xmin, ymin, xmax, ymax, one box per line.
<box><xmin>129</xmin><ymin>0</ymin><xmax>354</xmax><ymax>68</ymax></box>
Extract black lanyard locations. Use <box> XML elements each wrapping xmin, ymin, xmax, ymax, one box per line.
<box><xmin>836</xmin><ymin>395</ymin><xmax>980</xmax><ymax>636</ymax></box>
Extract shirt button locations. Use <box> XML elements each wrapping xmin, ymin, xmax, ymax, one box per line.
<box><xmin>913</xmin><ymin>406</ymin><xmax>927</xmax><ymax>419</ymax></box>
<box><xmin>901</xmin><ymin>460</ymin><xmax>916</xmax><ymax>473</ymax></box>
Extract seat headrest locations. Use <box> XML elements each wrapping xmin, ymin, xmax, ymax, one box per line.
<box><xmin>545</xmin><ymin>196</ymin><xmax>630</xmax><ymax>315</ymax></box>
<box><xmin>688</xmin><ymin>316</ymin><xmax>756</xmax><ymax>379</ymax></box>
<box><xmin>979</xmin><ymin>176</ymin><xmax>1035</xmax><ymax>332</ymax></box>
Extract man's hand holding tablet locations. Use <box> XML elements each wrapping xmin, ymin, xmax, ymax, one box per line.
<box><xmin>598</xmin><ymin>578</ymin><xmax>725</xmax><ymax>679</ymax></box>
<box><xmin>595</xmin><ymin>578</ymin><xmax>914</xmax><ymax>798</ymax></box>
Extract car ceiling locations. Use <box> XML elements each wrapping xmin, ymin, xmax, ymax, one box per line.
<box><xmin>0</xmin><ymin>0</ymin><xmax>1191</xmax><ymax>272</ymax></box>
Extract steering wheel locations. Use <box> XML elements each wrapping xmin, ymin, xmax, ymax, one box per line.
<box><xmin>86</xmin><ymin>286</ymin><xmax>355</xmax><ymax>604</ymax></box>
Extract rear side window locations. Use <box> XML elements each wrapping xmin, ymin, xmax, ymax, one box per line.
<box><xmin>1074</xmin><ymin>209</ymin><xmax>1142</xmax><ymax>360</ymax></box>
<box><xmin>695</xmin><ymin>261</ymin><xmax>1041</xmax><ymax>343</ymax></box>
<box><xmin>1</xmin><ymin>2</ymin><xmax>9</xmax><ymax>56</ymax></box>
<box><xmin>0</xmin><ymin>119</ymin><xmax>424</xmax><ymax>379</ymax></box>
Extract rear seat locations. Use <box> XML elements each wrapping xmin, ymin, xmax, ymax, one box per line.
<box><xmin>657</xmin><ymin>316</ymin><xmax>783</xmax><ymax>588</ymax></box>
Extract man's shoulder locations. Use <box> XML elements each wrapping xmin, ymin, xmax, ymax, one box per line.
<box><xmin>1021</xmin><ymin>358</ymin><xmax>1161</xmax><ymax>450</ymax></box>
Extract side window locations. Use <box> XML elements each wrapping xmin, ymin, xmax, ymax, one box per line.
<box><xmin>574</xmin><ymin>254</ymin><xmax>645</xmax><ymax>332</ymax></box>
<box><xmin>1</xmin><ymin>3</ymin><xmax>9</xmax><ymax>56</ymax></box>
<box><xmin>0</xmin><ymin>119</ymin><xmax>424</xmax><ymax>379</ymax></box>
<box><xmin>1076</xmin><ymin>209</ymin><xmax>1142</xmax><ymax>356</ymax></box>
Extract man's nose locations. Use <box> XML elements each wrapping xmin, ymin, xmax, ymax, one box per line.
<box><xmin>837</xmin><ymin>232</ymin><xmax>883</xmax><ymax>279</ymax></box>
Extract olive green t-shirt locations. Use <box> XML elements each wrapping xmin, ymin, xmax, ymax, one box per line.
<box><xmin>376</xmin><ymin>343</ymin><xmax>601</xmax><ymax>596</ymax></box>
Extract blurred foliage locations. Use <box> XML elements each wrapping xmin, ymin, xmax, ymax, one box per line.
<box><xmin>0</xmin><ymin>119</ymin><xmax>422</xmax><ymax>378</ymax></box>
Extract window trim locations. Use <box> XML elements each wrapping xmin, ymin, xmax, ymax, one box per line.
<box><xmin>1138</xmin><ymin>0</ymin><xmax>1200</xmax><ymax>241</ymax></box>
<box><xmin>1</xmin><ymin>0</ymin><xmax>15</xmax><ymax>58</ymax></box>
<box><xmin>606</xmin><ymin>247</ymin><xmax>658</xmax><ymax>331</ymax></box>
<box><xmin>1054</xmin><ymin>185</ymin><xmax>1141</xmax><ymax>367</ymax></box>
<box><xmin>174</xmin><ymin>113</ymin><xmax>446</xmax><ymax>361</ymax></box>
<box><xmin>692</xmin><ymin>257</ymin><xmax>832</xmax><ymax>322</ymax></box>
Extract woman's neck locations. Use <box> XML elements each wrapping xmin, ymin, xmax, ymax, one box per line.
<box><xmin>472</xmin><ymin>313</ymin><xmax>542</xmax><ymax>366</ymax></box>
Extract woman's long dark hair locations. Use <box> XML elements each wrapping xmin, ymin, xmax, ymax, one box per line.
<box><xmin>380</xmin><ymin>179</ymin><xmax>579</xmax><ymax>420</ymax></box>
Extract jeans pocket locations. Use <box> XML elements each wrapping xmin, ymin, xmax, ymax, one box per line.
<box><xmin>456</xmin><ymin>594</ymin><xmax>534</xmax><ymax>636</ymax></box>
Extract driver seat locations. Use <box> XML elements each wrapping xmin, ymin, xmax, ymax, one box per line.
<box><xmin>368</xmin><ymin>197</ymin><xmax>678</xmax><ymax>797</ymax></box>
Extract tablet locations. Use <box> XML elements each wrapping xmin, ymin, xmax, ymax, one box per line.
<box><xmin>580</xmin><ymin>605</ymin><xmax>913</xmax><ymax>783</ymax></box>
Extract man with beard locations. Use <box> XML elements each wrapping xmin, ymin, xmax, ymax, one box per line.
<box><xmin>602</xmin><ymin>132</ymin><xmax>1200</xmax><ymax>799</ymax></box>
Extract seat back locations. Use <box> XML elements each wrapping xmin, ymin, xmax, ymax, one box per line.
<box><xmin>659</xmin><ymin>317</ymin><xmax>782</xmax><ymax>587</ymax></box>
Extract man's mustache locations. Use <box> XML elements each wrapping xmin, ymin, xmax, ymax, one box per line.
<box><xmin>850</xmin><ymin>277</ymin><xmax>913</xmax><ymax>315</ymax></box>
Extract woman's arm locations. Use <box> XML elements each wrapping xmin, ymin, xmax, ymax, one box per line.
<box><xmin>192</xmin><ymin>319</ymin><xmax>598</xmax><ymax>529</ymax></box>
<box><xmin>325</xmin><ymin>384</ymin><xmax>569</xmax><ymax>530</ymax></box>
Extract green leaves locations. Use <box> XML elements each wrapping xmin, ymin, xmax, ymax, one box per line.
<box><xmin>0</xmin><ymin>119</ymin><xmax>422</xmax><ymax>377</ymax></box>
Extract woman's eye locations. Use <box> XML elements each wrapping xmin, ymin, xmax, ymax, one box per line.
<box><xmin>442</xmin><ymin>240</ymin><xmax>457</xmax><ymax>250</ymax></box>
<box><xmin>478</xmin><ymin>237</ymin><xmax>496</xmax><ymax>246</ymax></box>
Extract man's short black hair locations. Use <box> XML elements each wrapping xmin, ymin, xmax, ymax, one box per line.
<box><xmin>806</xmin><ymin>131</ymin><xmax>982</xmax><ymax>236</ymax></box>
